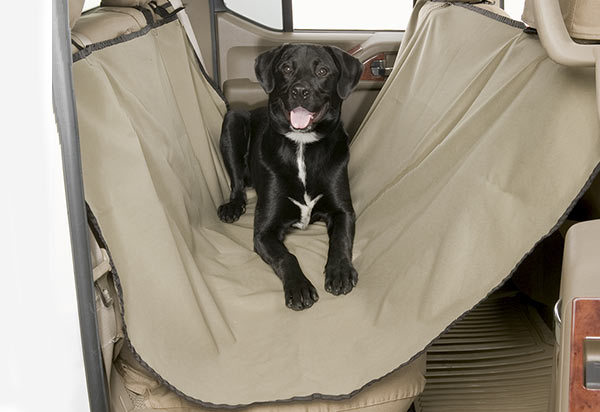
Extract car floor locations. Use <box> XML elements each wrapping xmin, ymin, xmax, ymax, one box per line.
<box><xmin>415</xmin><ymin>289</ymin><xmax>555</xmax><ymax>412</ymax></box>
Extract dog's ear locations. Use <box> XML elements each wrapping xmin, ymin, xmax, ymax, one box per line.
<box><xmin>255</xmin><ymin>45</ymin><xmax>285</xmax><ymax>94</ymax></box>
<box><xmin>326</xmin><ymin>46</ymin><xmax>363</xmax><ymax>99</ymax></box>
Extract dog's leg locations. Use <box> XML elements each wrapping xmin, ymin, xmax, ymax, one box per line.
<box><xmin>254</xmin><ymin>209</ymin><xmax>319</xmax><ymax>310</ymax></box>
<box><xmin>324</xmin><ymin>209</ymin><xmax>358</xmax><ymax>296</ymax></box>
<box><xmin>218</xmin><ymin>110</ymin><xmax>250</xmax><ymax>223</ymax></box>
<box><xmin>255</xmin><ymin>231</ymin><xmax>319</xmax><ymax>310</ymax></box>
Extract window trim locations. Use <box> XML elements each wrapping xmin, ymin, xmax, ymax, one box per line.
<box><xmin>215</xmin><ymin>0</ymin><xmax>287</xmax><ymax>32</ymax></box>
<box><xmin>282</xmin><ymin>0</ymin><xmax>293</xmax><ymax>32</ymax></box>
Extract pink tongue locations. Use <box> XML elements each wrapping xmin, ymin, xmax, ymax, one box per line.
<box><xmin>290</xmin><ymin>107</ymin><xmax>314</xmax><ymax>129</ymax></box>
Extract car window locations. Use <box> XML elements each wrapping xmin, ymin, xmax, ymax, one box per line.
<box><xmin>224</xmin><ymin>0</ymin><xmax>410</xmax><ymax>31</ymax></box>
<box><xmin>82</xmin><ymin>1</ymin><xmax>527</xmax><ymax>31</ymax></box>
<box><xmin>504</xmin><ymin>0</ymin><xmax>526</xmax><ymax>21</ymax></box>
<box><xmin>292</xmin><ymin>0</ymin><xmax>413</xmax><ymax>31</ymax></box>
<box><xmin>224</xmin><ymin>0</ymin><xmax>283</xmax><ymax>30</ymax></box>
<box><xmin>82</xmin><ymin>0</ymin><xmax>101</xmax><ymax>12</ymax></box>
<box><xmin>224</xmin><ymin>0</ymin><xmax>528</xmax><ymax>32</ymax></box>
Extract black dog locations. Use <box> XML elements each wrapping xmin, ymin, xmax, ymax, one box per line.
<box><xmin>218</xmin><ymin>43</ymin><xmax>363</xmax><ymax>310</ymax></box>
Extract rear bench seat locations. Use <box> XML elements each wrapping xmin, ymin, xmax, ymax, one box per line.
<box><xmin>70</xmin><ymin>0</ymin><xmax>150</xmax><ymax>53</ymax></box>
<box><xmin>68</xmin><ymin>1</ymin><xmax>426</xmax><ymax>411</ymax></box>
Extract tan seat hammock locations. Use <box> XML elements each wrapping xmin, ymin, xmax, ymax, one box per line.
<box><xmin>73</xmin><ymin>0</ymin><xmax>600</xmax><ymax>407</ymax></box>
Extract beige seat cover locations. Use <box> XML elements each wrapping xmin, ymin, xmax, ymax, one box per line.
<box><xmin>114</xmin><ymin>349</ymin><xmax>425</xmax><ymax>412</ymax></box>
<box><xmin>73</xmin><ymin>1</ymin><xmax>600</xmax><ymax>407</ymax></box>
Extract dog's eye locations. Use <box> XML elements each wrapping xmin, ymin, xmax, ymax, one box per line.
<box><xmin>282</xmin><ymin>65</ymin><xmax>292</xmax><ymax>74</ymax></box>
<box><xmin>316</xmin><ymin>67</ymin><xmax>329</xmax><ymax>77</ymax></box>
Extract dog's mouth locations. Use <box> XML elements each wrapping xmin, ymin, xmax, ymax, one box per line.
<box><xmin>286</xmin><ymin>103</ymin><xmax>328</xmax><ymax>131</ymax></box>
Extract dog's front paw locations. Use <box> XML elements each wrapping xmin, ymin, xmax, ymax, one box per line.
<box><xmin>284</xmin><ymin>276</ymin><xmax>319</xmax><ymax>311</ymax></box>
<box><xmin>217</xmin><ymin>200</ymin><xmax>246</xmax><ymax>223</ymax></box>
<box><xmin>325</xmin><ymin>261</ymin><xmax>358</xmax><ymax>296</ymax></box>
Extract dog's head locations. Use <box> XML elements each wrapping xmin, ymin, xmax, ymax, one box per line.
<box><xmin>255</xmin><ymin>43</ymin><xmax>363</xmax><ymax>140</ymax></box>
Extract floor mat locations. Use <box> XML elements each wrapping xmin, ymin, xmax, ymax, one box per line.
<box><xmin>416</xmin><ymin>292</ymin><xmax>554</xmax><ymax>412</ymax></box>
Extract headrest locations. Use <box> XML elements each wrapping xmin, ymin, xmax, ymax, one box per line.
<box><xmin>69</xmin><ymin>0</ymin><xmax>85</xmax><ymax>29</ymax></box>
<box><xmin>100</xmin><ymin>0</ymin><xmax>151</xmax><ymax>6</ymax></box>
<box><xmin>523</xmin><ymin>0</ymin><xmax>600</xmax><ymax>41</ymax></box>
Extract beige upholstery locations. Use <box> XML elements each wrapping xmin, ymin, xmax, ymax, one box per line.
<box><xmin>69</xmin><ymin>0</ymin><xmax>84</xmax><ymax>29</ymax></box>
<box><xmin>114</xmin><ymin>349</ymin><xmax>426</xmax><ymax>412</ymax></box>
<box><xmin>72</xmin><ymin>0</ymin><xmax>600</xmax><ymax>406</ymax></box>
<box><xmin>71</xmin><ymin>4</ymin><xmax>426</xmax><ymax>411</ymax></box>
<box><xmin>523</xmin><ymin>0</ymin><xmax>600</xmax><ymax>40</ymax></box>
<box><xmin>72</xmin><ymin>7</ymin><xmax>148</xmax><ymax>46</ymax></box>
<box><xmin>561</xmin><ymin>220</ymin><xmax>600</xmax><ymax>307</ymax></box>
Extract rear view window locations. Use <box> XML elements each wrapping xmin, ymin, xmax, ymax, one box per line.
<box><xmin>292</xmin><ymin>0</ymin><xmax>413</xmax><ymax>31</ymax></box>
<box><xmin>82</xmin><ymin>0</ymin><xmax>101</xmax><ymax>12</ymax></box>
<box><xmin>504</xmin><ymin>0</ymin><xmax>526</xmax><ymax>20</ymax></box>
<box><xmin>224</xmin><ymin>0</ymin><xmax>412</xmax><ymax>31</ymax></box>
<box><xmin>224</xmin><ymin>0</ymin><xmax>283</xmax><ymax>30</ymax></box>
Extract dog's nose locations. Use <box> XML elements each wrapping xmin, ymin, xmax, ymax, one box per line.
<box><xmin>291</xmin><ymin>84</ymin><xmax>310</xmax><ymax>100</ymax></box>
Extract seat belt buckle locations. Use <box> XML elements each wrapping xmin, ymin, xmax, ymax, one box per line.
<box><xmin>93</xmin><ymin>248</ymin><xmax>114</xmax><ymax>307</ymax></box>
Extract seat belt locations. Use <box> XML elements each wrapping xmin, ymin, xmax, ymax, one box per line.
<box><xmin>168</xmin><ymin>0</ymin><xmax>207</xmax><ymax>69</ymax></box>
<box><xmin>89</xmin><ymin>227</ymin><xmax>123</xmax><ymax>383</ymax></box>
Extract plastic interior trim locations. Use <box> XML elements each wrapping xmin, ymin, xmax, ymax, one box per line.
<box><xmin>531</xmin><ymin>0</ymin><xmax>600</xmax><ymax>120</ymax></box>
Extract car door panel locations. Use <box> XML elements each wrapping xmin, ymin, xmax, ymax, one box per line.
<box><xmin>210</xmin><ymin>10</ymin><xmax>403</xmax><ymax>137</ymax></box>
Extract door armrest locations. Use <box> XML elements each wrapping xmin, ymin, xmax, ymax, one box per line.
<box><xmin>556</xmin><ymin>220</ymin><xmax>600</xmax><ymax>411</ymax></box>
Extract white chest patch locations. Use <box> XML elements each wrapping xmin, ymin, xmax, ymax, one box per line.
<box><xmin>285</xmin><ymin>131</ymin><xmax>319</xmax><ymax>144</ymax></box>
<box><xmin>287</xmin><ymin>141</ymin><xmax>323</xmax><ymax>230</ymax></box>
<box><xmin>295</xmin><ymin>142</ymin><xmax>307</xmax><ymax>185</ymax></box>
<box><xmin>288</xmin><ymin>193</ymin><xmax>323</xmax><ymax>230</ymax></box>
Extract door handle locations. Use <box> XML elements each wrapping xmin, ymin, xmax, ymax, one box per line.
<box><xmin>370</xmin><ymin>59</ymin><xmax>393</xmax><ymax>77</ymax></box>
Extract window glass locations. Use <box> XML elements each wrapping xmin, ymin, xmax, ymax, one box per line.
<box><xmin>292</xmin><ymin>0</ymin><xmax>413</xmax><ymax>31</ymax></box>
<box><xmin>224</xmin><ymin>0</ymin><xmax>283</xmax><ymax>30</ymax></box>
<box><xmin>82</xmin><ymin>0</ymin><xmax>101</xmax><ymax>12</ymax></box>
<box><xmin>504</xmin><ymin>0</ymin><xmax>526</xmax><ymax>21</ymax></box>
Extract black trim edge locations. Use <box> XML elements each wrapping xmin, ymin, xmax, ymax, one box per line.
<box><xmin>72</xmin><ymin>13</ymin><xmax>178</xmax><ymax>63</ymax></box>
<box><xmin>433</xmin><ymin>0</ymin><xmax>526</xmax><ymax>29</ymax></box>
<box><xmin>455</xmin><ymin>2</ymin><xmax>525</xmax><ymax>29</ymax></box>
